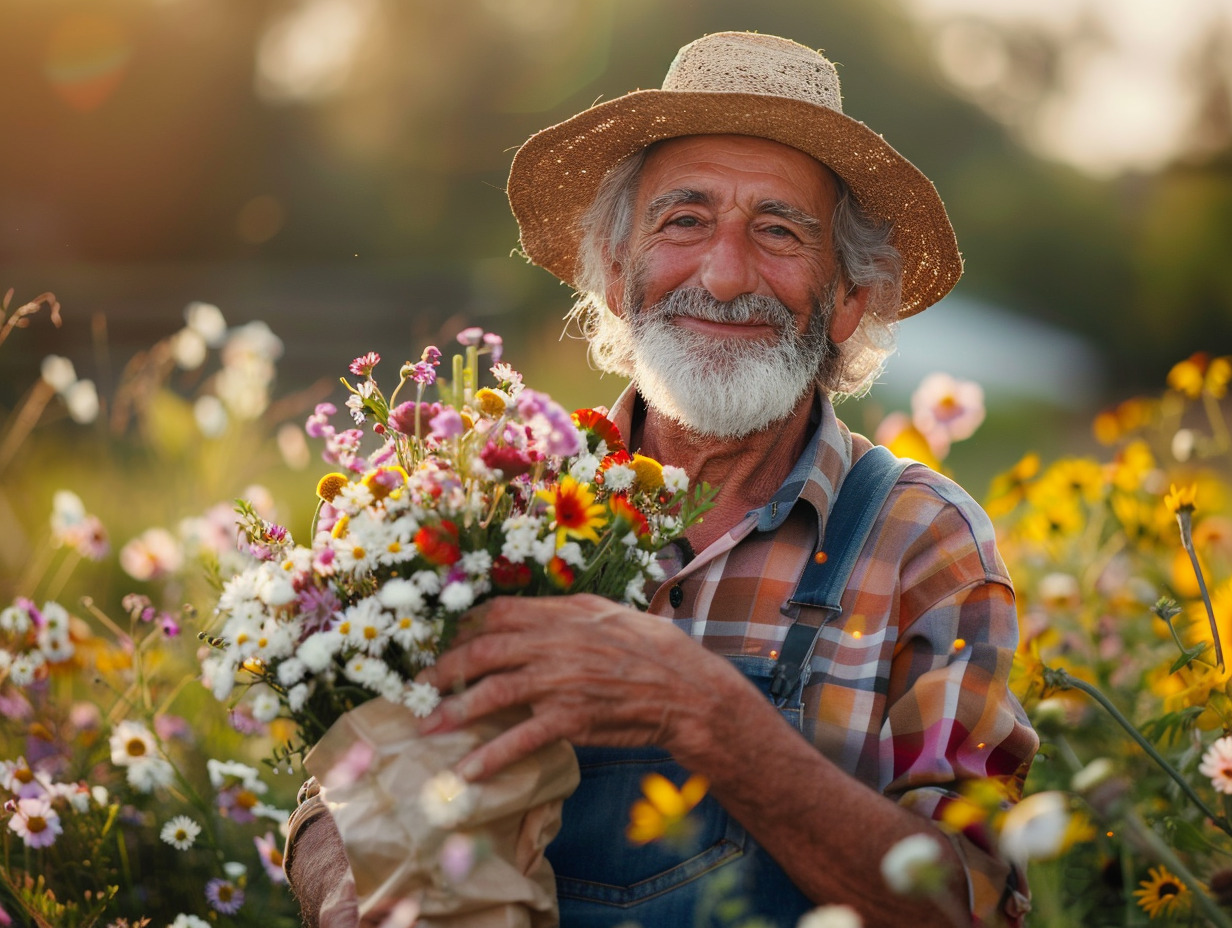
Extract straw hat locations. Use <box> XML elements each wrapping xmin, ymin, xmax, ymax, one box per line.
<box><xmin>507</xmin><ymin>31</ymin><xmax>962</xmax><ymax>318</ymax></box>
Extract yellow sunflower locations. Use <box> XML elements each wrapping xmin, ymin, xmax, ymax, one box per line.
<box><xmin>1133</xmin><ymin>866</ymin><xmax>1191</xmax><ymax>919</ymax></box>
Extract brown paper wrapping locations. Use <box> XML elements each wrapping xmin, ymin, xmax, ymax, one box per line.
<box><xmin>304</xmin><ymin>700</ymin><xmax>580</xmax><ymax>927</ymax></box>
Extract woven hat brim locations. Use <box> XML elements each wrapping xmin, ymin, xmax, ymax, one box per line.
<box><xmin>508</xmin><ymin>89</ymin><xmax>962</xmax><ymax>319</ymax></box>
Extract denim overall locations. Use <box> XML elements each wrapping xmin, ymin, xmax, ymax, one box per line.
<box><xmin>547</xmin><ymin>447</ymin><xmax>909</xmax><ymax>927</ymax></box>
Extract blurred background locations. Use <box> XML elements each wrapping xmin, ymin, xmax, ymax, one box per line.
<box><xmin>3</xmin><ymin>0</ymin><xmax>1232</xmax><ymax>482</ymax></box>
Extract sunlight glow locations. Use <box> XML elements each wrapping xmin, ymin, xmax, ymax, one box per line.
<box><xmin>902</xmin><ymin>0</ymin><xmax>1232</xmax><ymax>176</ymax></box>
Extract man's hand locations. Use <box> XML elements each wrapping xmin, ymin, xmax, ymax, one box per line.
<box><xmin>416</xmin><ymin>593</ymin><xmax>752</xmax><ymax>781</ymax></box>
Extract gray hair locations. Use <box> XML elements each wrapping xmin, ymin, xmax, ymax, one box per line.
<box><xmin>566</xmin><ymin>143</ymin><xmax>903</xmax><ymax>397</ymax></box>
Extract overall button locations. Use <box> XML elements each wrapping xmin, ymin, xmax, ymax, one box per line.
<box><xmin>669</xmin><ymin>585</ymin><xmax>684</xmax><ymax>607</ymax></box>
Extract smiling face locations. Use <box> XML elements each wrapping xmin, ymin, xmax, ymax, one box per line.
<box><xmin>602</xmin><ymin>135</ymin><xmax>869</xmax><ymax>438</ymax></box>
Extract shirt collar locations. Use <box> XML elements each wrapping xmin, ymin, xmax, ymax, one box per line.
<box><xmin>606</xmin><ymin>386</ymin><xmax>857</xmax><ymax>538</ymax></box>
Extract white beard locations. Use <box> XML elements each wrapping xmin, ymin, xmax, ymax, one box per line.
<box><xmin>626</xmin><ymin>287</ymin><xmax>835</xmax><ymax>439</ymax></box>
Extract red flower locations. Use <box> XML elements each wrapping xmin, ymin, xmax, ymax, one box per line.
<box><xmin>414</xmin><ymin>521</ymin><xmax>461</xmax><ymax>566</ymax></box>
<box><xmin>480</xmin><ymin>442</ymin><xmax>535</xmax><ymax>479</ymax></box>
<box><xmin>573</xmin><ymin>408</ymin><xmax>626</xmax><ymax>455</ymax></box>
<box><xmin>491</xmin><ymin>555</ymin><xmax>532</xmax><ymax>591</ymax></box>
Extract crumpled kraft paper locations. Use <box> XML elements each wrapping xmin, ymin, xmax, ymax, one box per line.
<box><xmin>304</xmin><ymin>700</ymin><xmax>580</xmax><ymax>928</ymax></box>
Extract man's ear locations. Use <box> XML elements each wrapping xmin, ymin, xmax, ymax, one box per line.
<box><xmin>829</xmin><ymin>282</ymin><xmax>870</xmax><ymax>344</ymax></box>
<box><xmin>603</xmin><ymin>254</ymin><xmax>626</xmax><ymax>318</ymax></box>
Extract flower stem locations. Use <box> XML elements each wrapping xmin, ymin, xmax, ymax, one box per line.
<box><xmin>1177</xmin><ymin>509</ymin><xmax>1224</xmax><ymax>668</ymax></box>
<box><xmin>1043</xmin><ymin>666</ymin><xmax>1232</xmax><ymax>836</ymax></box>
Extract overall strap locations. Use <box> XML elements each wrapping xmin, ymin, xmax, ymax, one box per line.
<box><xmin>769</xmin><ymin>445</ymin><xmax>911</xmax><ymax>703</ymax></box>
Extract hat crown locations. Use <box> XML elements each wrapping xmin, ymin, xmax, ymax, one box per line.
<box><xmin>662</xmin><ymin>32</ymin><xmax>844</xmax><ymax>114</ymax></box>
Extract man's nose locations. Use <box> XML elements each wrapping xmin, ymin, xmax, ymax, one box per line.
<box><xmin>697</xmin><ymin>225</ymin><xmax>760</xmax><ymax>303</ymax></box>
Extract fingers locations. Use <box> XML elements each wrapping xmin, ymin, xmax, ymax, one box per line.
<box><xmin>453</xmin><ymin>712</ymin><xmax>564</xmax><ymax>782</ymax></box>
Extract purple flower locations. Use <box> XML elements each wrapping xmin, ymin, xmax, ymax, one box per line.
<box><xmin>349</xmin><ymin>351</ymin><xmax>380</xmax><ymax>376</ymax></box>
<box><xmin>429</xmin><ymin>407</ymin><xmax>465</xmax><ymax>441</ymax></box>
<box><xmin>516</xmin><ymin>390</ymin><xmax>583</xmax><ymax>457</ymax></box>
<box><xmin>205</xmin><ymin>878</ymin><xmax>245</xmax><ymax>915</ymax></box>
<box><xmin>297</xmin><ymin>585</ymin><xmax>341</xmax><ymax>635</ymax></box>
<box><xmin>160</xmin><ymin>615</ymin><xmax>181</xmax><ymax>637</ymax></box>
<box><xmin>456</xmin><ymin>327</ymin><xmax>484</xmax><ymax>346</ymax></box>
<box><xmin>15</xmin><ymin>598</ymin><xmax>42</xmax><ymax>629</ymax></box>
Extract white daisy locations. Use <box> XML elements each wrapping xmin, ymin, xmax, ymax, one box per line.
<box><xmin>661</xmin><ymin>465</ymin><xmax>690</xmax><ymax>494</ymax></box>
<box><xmin>250</xmin><ymin>689</ymin><xmax>281</xmax><ymax>723</ymax></box>
<box><xmin>110</xmin><ymin>720</ymin><xmax>159</xmax><ymax>768</ymax></box>
<box><xmin>0</xmin><ymin>604</ymin><xmax>31</xmax><ymax>635</ymax></box>
<box><xmin>604</xmin><ymin>464</ymin><xmax>635</xmax><ymax>492</ymax></box>
<box><xmin>8</xmin><ymin>652</ymin><xmax>44</xmax><ymax>686</ymax></box>
<box><xmin>460</xmin><ymin>550</ymin><xmax>493</xmax><ymax>576</ymax></box>
<box><xmin>297</xmin><ymin>632</ymin><xmax>343</xmax><ymax>673</ymax></box>
<box><xmin>439</xmin><ymin>582</ymin><xmax>475</xmax><ymax>613</ymax></box>
<box><xmin>126</xmin><ymin>756</ymin><xmax>175</xmax><ymax>793</ymax></box>
<box><xmin>160</xmin><ymin>814</ymin><xmax>202</xmax><ymax>850</ymax></box>
<box><xmin>403</xmin><ymin>682</ymin><xmax>441</xmax><ymax>717</ymax></box>
<box><xmin>377</xmin><ymin>578</ymin><xmax>425</xmax><ymax>614</ymax></box>
<box><xmin>341</xmin><ymin>598</ymin><xmax>391</xmax><ymax>655</ymax></box>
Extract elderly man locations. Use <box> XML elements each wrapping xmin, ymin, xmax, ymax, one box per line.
<box><xmin>287</xmin><ymin>31</ymin><xmax>1037</xmax><ymax>928</ymax></box>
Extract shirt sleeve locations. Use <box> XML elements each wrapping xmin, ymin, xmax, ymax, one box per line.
<box><xmin>879</xmin><ymin>478</ymin><xmax>1039</xmax><ymax>927</ymax></box>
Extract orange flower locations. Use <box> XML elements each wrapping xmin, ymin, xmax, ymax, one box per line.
<box><xmin>545</xmin><ymin>556</ymin><xmax>574</xmax><ymax>589</ymax></box>
<box><xmin>608</xmin><ymin>493</ymin><xmax>650</xmax><ymax>539</ymax></box>
<box><xmin>539</xmin><ymin>476</ymin><xmax>607</xmax><ymax>547</ymax></box>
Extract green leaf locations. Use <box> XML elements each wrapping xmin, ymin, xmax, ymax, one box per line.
<box><xmin>1170</xmin><ymin>642</ymin><xmax>1209</xmax><ymax>674</ymax></box>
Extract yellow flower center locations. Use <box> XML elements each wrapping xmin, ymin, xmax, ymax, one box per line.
<box><xmin>126</xmin><ymin>738</ymin><xmax>147</xmax><ymax>757</ymax></box>
<box><xmin>27</xmin><ymin>815</ymin><xmax>47</xmax><ymax>833</ymax></box>
<box><xmin>363</xmin><ymin>626</ymin><xmax>378</xmax><ymax>640</ymax></box>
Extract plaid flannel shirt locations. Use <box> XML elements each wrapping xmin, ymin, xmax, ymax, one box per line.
<box><xmin>613</xmin><ymin>388</ymin><xmax>1038</xmax><ymax>927</ymax></box>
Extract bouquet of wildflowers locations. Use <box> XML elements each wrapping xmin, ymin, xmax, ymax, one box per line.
<box><xmin>198</xmin><ymin>328</ymin><xmax>714</xmax><ymax>923</ymax></box>
<box><xmin>201</xmin><ymin>328</ymin><xmax>713</xmax><ymax>759</ymax></box>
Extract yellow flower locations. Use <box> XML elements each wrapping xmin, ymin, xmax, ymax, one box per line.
<box><xmin>985</xmin><ymin>452</ymin><xmax>1040</xmax><ymax>518</ymax></box>
<box><xmin>474</xmin><ymin>387</ymin><xmax>508</xmax><ymax>417</ymax></box>
<box><xmin>1133</xmin><ymin>865</ymin><xmax>1191</xmax><ymax>919</ymax></box>
<box><xmin>1108</xmin><ymin>440</ymin><xmax>1155</xmax><ymax>494</ymax></box>
<box><xmin>883</xmin><ymin>423</ymin><xmax>944</xmax><ymax>473</ymax></box>
<box><xmin>1165</xmin><ymin>482</ymin><xmax>1197</xmax><ymax>514</ymax></box>
<box><xmin>362</xmin><ymin>465</ymin><xmax>408</xmax><ymax>502</ymax></box>
<box><xmin>1168</xmin><ymin>355</ymin><xmax>1208</xmax><ymax>399</ymax></box>
<box><xmin>629</xmin><ymin>454</ymin><xmax>665</xmax><ymax>493</ymax></box>
<box><xmin>538</xmin><ymin>476</ymin><xmax>607</xmax><ymax>547</ymax></box>
<box><xmin>1168</xmin><ymin>352</ymin><xmax>1232</xmax><ymax>400</ymax></box>
<box><xmin>626</xmin><ymin>773</ymin><xmax>709</xmax><ymax>846</ymax></box>
<box><xmin>316</xmin><ymin>473</ymin><xmax>349</xmax><ymax>503</ymax></box>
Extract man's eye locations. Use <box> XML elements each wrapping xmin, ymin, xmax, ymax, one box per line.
<box><xmin>666</xmin><ymin>216</ymin><xmax>700</xmax><ymax>228</ymax></box>
<box><xmin>765</xmin><ymin>225</ymin><xmax>796</xmax><ymax>238</ymax></box>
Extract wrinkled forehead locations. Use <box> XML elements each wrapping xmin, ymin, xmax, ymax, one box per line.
<box><xmin>636</xmin><ymin>134</ymin><xmax>840</xmax><ymax>215</ymax></box>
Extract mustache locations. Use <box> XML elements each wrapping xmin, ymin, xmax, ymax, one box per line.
<box><xmin>642</xmin><ymin>288</ymin><xmax>799</xmax><ymax>329</ymax></box>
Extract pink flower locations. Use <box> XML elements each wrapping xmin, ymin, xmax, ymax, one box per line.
<box><xmin>119</xmin><ymin>529</ymin><xmax>184</xmax><ymax>582</ymax></box>
<box><xmin>388</xmin><ymin>401</ymin><xmax>441</xmax><ymax>436</ymax></box>
<box><xmin>429</xmin><ymin>407</ymin><xmax>466</xmax><ymax>441</ymax></box>
<box><xmin>349</xmin><ymin>351</ymin><xmax>380</xmax><ymax>377</ymax></box>
<box><xmin>910</xmin><ymin>373</ymin><xmax>985</xmax><ymax>455</ymax></box>
<box><xmin>456</xmin><ymin>326</ymin><xmax>485</xmax><ymax>346</ymax></box>
<box><xmin>1200</xmin><ymin>736</ymin><xmax>1232</xmax><ymax>794</ymax></box>
<box><xmin>7</xmin><ymin>796</ymin><xmax>61</xmax><ymax>848</ymax></box>
<box><xmin>254</xmin><ymin>831</ymin><xmax>288</xmax><ymax>884</ymax></box>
